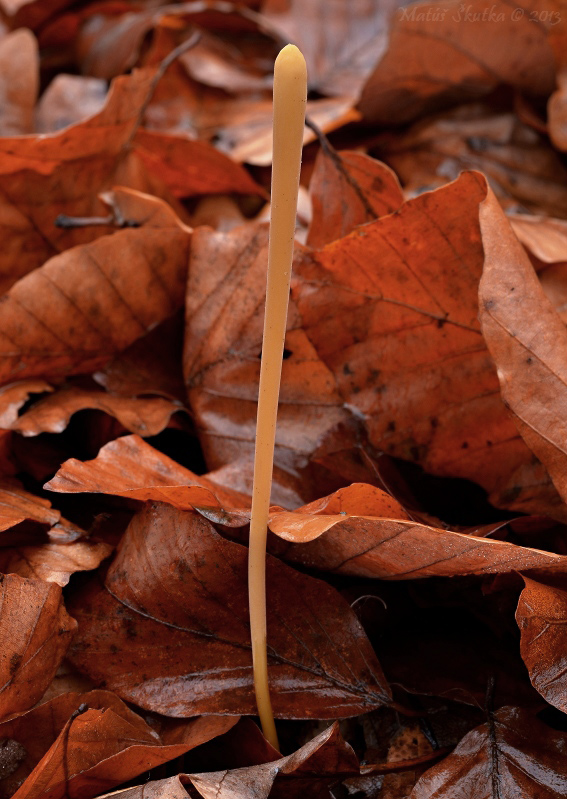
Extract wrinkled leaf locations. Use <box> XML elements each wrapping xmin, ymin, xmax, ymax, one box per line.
<box><xmin>11</xmin><ymin>387</ymin><xmax>185</xmax><ymax>438</ymax></box>
<box><xmin>307</xmin><ymin>149</ymin><xmax>404</xmax><ymax>249</ymax></box>
<box><xmin>479</xmin><ymin>188</ymin><xmax>567</xmax><ymax>509</ymax></box>
<box><xmin>359</xmin><ymin>0</ymin><xmax>556</xmax><ymax>125</ymax></box>
<box><xmin>45</xmin><ymin>434</ymin><xmax>250</xmax><ymax>511</ymax></box>
<box><xmin>67</xmin><ymin>502</ymin><xmax>392</xmax><ymax>718</ymax></box>
<box><xmin>0</xmin><ymin>573</ymin><xmax>77</xmax><ymax>721</ymax></box>
<box><xmin>0</xmin><ymin>689</ymin><xmax>236</xmax><ymax>799</ymax></box>
<box><xmin>516</xmin><ymin>575</ymin><xmax>567</xmax><ymax>713</ymax></box>
<box><xmin>411</xmin><ymin>706</ymin><xmax>567</xmax><ymax>798</ymax></box>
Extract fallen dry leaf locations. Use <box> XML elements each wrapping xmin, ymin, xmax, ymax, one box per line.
<box><xmin>359</xmin><ymin>0</ymin><xmax>557</xmax><ymax>125</ymax></box>
<box><xmin>0</xmin><ymin>573</ymin><xmax>77</xmax><ymax>721</ymax></box>
<box><xmin>268</xmin><ymin>493</ymin><xmax>567</xmax><ymax>579</ymax></box>
<box><xmin>294</xmin><ymin>170</ymin><xmax>564</xmax><ymax>518</ymax></box>
<box><xmin>307</xmin><ymin>149</ymin><xmax>404</xmax><ymax>249</ymax></box>
<box><xmin>410</xmin><ymin>706</ymin><xmax>567</xmax><ymax>798</ymax></box>
<box><xmin>67</xmin><ymin>501</ymin><xmax>392</xmax><ymax>718</ymax></box>
<box><xmin>0</xmin><ymin>539</ymin><xmax>113</xmax><ymax>586</ymax></box>
<box><xmin>0</xmin><ymin>689</ymin><xmax>235</xmax><ymax>799</ymax></box>
<box><xmin>516</xmin><ymin>574</ymin><xmax>567</xmax><ymax>713</ymax></box>
<box><xmin>11</xmin><ymin>387</ymin><xmax>185</xmax><ymax>439</ymax></box>
<box><xmin>0</xmin><ymin>29</ymin><xmax>38</xmax><ymax>135</ymax></box>
<box><xmin>479</xmin><ymin>187</ymin><xmax>567</xmax><ymax>511</ymax></box>
<box><xmin>45</xmin><ymin>433</ymin><xmax>250</xmax><ymax>512</ymax></box>
<box><xmin>0</xmin><ymin>192</ymin><xmax>190</xmax><ymax>385</ymax></box>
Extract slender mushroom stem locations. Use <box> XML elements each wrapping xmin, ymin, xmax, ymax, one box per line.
<box><xmin>248</xmin><ymin>44</ymin><xmax>307</xmax><ymax>750</ymax></box>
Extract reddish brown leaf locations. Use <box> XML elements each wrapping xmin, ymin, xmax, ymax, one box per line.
<box><xmin>11</xmin><ymin>387</ymin><xmax>185</xmax><ymax>438</ymax></box>
<box><xmin>0</xmin><ymin>574</ymin><xmax>77</xmax><ymax>721</ymax></box>
<box><xmin>479</xmin><ymin>187</ymin><xmax>567</xmax><ymax>511</ymax></box>
<box><xmin>0</xmin><ymin>689</ymin><xmax>236</xmax><ymax>799</ymax></box>
<box><xmin>36</xmin><ymin>74</ymin><xmax>107</xmax><ymax>133</ymax></box>
<box><xmin>0</xmin><ymin>29</ymin><xmax>38</xmax><ymax>135</ymax></box>
<box><xmin>0</xmin><ymin>68</ymin><xmax>161</xmax><ymax>291</ymax></box>
<box><xmin>359</xmin><ymin>0</ymin><xmax>556</xmax><ymax>125</ymax></box>
<box><xmin>67</xmin><ymin>502</ymin><xmax>392</xmax><ymax>718</ymax></box>
<box><xmin>0</xmin><ymin>480</ymin><xmax>60</xmax><ymax>532</ymax></box>
<box><xmin>0</xmin><ymin>193</ymin><xmax>190</xmax><ymax>386</ymax></box>
<box><xmin>549</xmin><ymin>69</ymin><xmax>567</xmax><ymax>151</ymax></box>
<box><xmin>0</xmin><ymin>540</ymin><xmax>113</xmax><ymax>586</ymax></box>
<box><xmin>187</xmin><ymin>722</ymin><xmax>359</xmax><ymax>799</ymax></box>
<box><xmin>268</xmin><ymin>489</ymin><xmax>567</xmax><ymax>579</ymax></box>
<box><xmin>294</xmin><ymin>170</ymin><xmax>562</xmax><ymax>518</ymax></box>
<box><xmin>45</xmin><ymin>434</ymin><xmax>250</xmax><ymax>512</ymax></box>
<box><xmin>133</xmin><ymin>130</ymin><xmax>264</xmax><ymax>199</ymax></box>
<box><xmin>509</xmin><ymin>213</ymin><xmax>567</xmax><ymax>265</ymax></box>
<box><xmin>307</xmin><ymin>149</ymin><xmax>404</xmax><ymax>249</ymax></box>
<box><xmin>262</xmin><ymin>0</ymin><xmax>395</xmax><ymax>97</ymax></box>
<box><xmin>0</xmin><ymin>380</ymin><xmax>53</xmax><ymax>429</ymax></box>
<box><xmin>377</xmin><ymin>104</ymin><xmax>567</xmax><ymax>217</ymax></box>
<box><xmin>516</xmin><ymin>575</ymin><xmax>567</xmax><ymax>712</ymax></box>
<box><xmin>410</xmin><ymin>707</ymin><xmax>567</xmax><ymax>798</ymax></box>
<box><xmin>183</xmin><ymin>222</ymin><xmax>355</xmax><ymax>505</ymax></box>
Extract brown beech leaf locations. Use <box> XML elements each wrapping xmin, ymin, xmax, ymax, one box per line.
<box><xmin>516</xmin><ymin>575</ymin><xmax>567</xmax><ymax>713</ymax></box>
<box><xmin>0</xmin><ymin>689</ymin><xmax>236</xmax><ymax>799</ymax></box>
<box><xmin>0</xmin><ymin>29</ymin><xmax>38</xmax><ymax>135</ymax></box>
<box><xmin>307</xmin><ymin>149</ymin><xmax>404</xmax><ymax>249</ymax></box>
<box><xmin>0</xmin><ymin>380</ymin><xmax>53</xmax><ymax>428</ymax></box>
<box><xmin>0</xmin><ymin>194</ymin><xmax>190</xmax><ymax>386</ymax></box>
<box><xmin>359</xmin><ymin>0</ymin><xmax>557</xmax><ymax>125</ymax></box>
<box><xmin>294</xmin><ymin>170</ymin><xmax>563</xmax><ymax>518</ymax></box>
<box><xmin>133</xmin><ymin>130</ymin><xmax>264</xmax><ymax>199</ymax></box>
<box><xmin>11</xmin><ymin>387</ymin><xmax>185</xmax><ymax>438</ymax></box>
<box><xmin>0</xmin><ymin>67</ymin><xmax>161</xmax><ymax>291</ymax></box>
<box><xmin>267</xmin><ymin>487</ymin><xmax>567</xmax><ymax>579</ymax></box>
<box><xmin>36</xmin><ymin>74</ymin><xmax>107</xmax><ymax>133</ymax></box>
<box><xmin>45</xmin><ymin>434</ymin><xmax>250</xmax><ymax>512</ymax></box>
<box><xmin>0</xmin><ymin>539</ymin><xmax>113</xmax><ymax>586</ymax></box>
<box><xmin>262</xmin><ymin>0</ymin><xmax>396</xmax><ymax>98</ymax></box>
<box><xmin>410</xmin><ymin>706</ymin><xmax>567</xmax><ymax>798</ymax></box>
<box><xmin>549</xmin><ymin>69</ymin><xmax>567</xmax><ymax>151</ymax></box>
<box><xmin>67</xmin><ymin>502</ymin><xmax>392</xmax><ymax>718</ymax></box>
<box><xmin>95</xmin><ymin>722</ymin><xmax>358</xmax><ymax>799</ymax></box>
<box><xmin>0</xmin><ymin>480</ymin><xmax>60</xmax><ymax>532</ymax></box>
<box><xmin>377</xmin><ymin>104</ymin><xmax>567</xmax><ymax>217</ymax></box>
<box><xmin>479</xmin><ymin>188</ymin><xmax>567</xmax><ymax>509</ymax></box>
<box><xmin>509</xmin><ymin>213</ymin><xmax>567</xmax><ymax>265</ymax></box>
<box><xmin>187</xmin><ymin>721</ymin><xmax>359</xmax><ymax>799</ymax></box>
<box><xmin>184</xmin><ymin>222</ymin><xmax>355</xmax><ymax>505</ymax></box>
<box><xmin>0</xmin><ymin>573</ymin><xmax>77</xmax><ymax>721</ymax></box>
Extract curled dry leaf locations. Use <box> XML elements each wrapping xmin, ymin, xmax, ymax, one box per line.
<box><xmin>11</xmin><ymin>387</ymin><xmax>185</xmax><ymax>438</ymax></box>
<box><xmin>508</xmin><ymin>213</ymin><xmax>567</xmax><ymax>265</ymax></box>
<box><xmin>548</xmin><ymin>69</ymin><xmax>567</xmax><ymax>151</ymax></box>
<box><xmin>268</xmin><ymin>490</ymin><xmax>567</xmax><ymax>579</ymax></box>
<box><xmin>358</xmin><ymin>0</ymin><xmax>556</xmax><ymax>125</ymax></box>
<box><xmin>294</xmin><ymin>170</ymin><xmax>562</xmax><ymax>518</ymax></box>
<box><xmin>0</xmin><ymin>689</ymin><xmax>236</xmax><ymax>799</ymax></box>
<box><xmin>0</xmin><ymin>380</ymin><xmax>53</xmax><ymax>429</ymax></box>
<box><xmin>479</xmin><ymin>188</ymin><xmax>567</xmax><ymax>510</ymax></box>
<box><xmin>67</xmin><ymin>502</ymin><xmax>392</xmax><ymax>719</ymax></box>
<box><xmin>0</xmin><ymin>539</ymin><xmax>113</xmax><ymax>586</ymax></box>
<box><xmin>45</xmin><ymin>433</ymin><xmax>250</xmax><ymax>512</ymax></box>
<box><xmin>0</xmin><ymin>194</ymin><xmax>191</xmax><ymax>386</ymax></box>
<box><xmin>0</xmin><ymin>480</ymin><xmax>59</xmax><ymax>532</ymax></box>
<box><xmin>0</xmin><ymin>573</ymin><xmax>77</xmax><ymax>721</ymax></box>
<box><xmin>516</xmin><ymin>575</ymin><xmax>567</xmax><ymax>713</ymax></box>
<box><xmin>307</xmin><ymin>149</ymin><xmax>404</xmax><ymax>249</ymax></box>
<box><xmin>95</xmin><ymin>722</ymin><xmax>358</xmax><ymax>799</ymax></box>
<box><xmin>410</xmin><ymin>706</ymin><xmax>567</xmax><ymax>798</ymax></box>
<box><xmin>35</xmin><ymin>74</ymin><xmax>107</xmax><ymax>133</ymax></box>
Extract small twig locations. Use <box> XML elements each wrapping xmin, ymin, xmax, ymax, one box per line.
<box><xmin>126</xmin><ymin>30</ymin><xmax>202</xmax><ymax>149</ymax></box>
<box><xmin>305</xmin><ymin>115</ymin><xmax>378</xmax><ymax>220</ymax></box>
<box><xmin>55</xmin><ymin>213</ymin><xmax>140</xmax><ymax>229</ymax></box>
